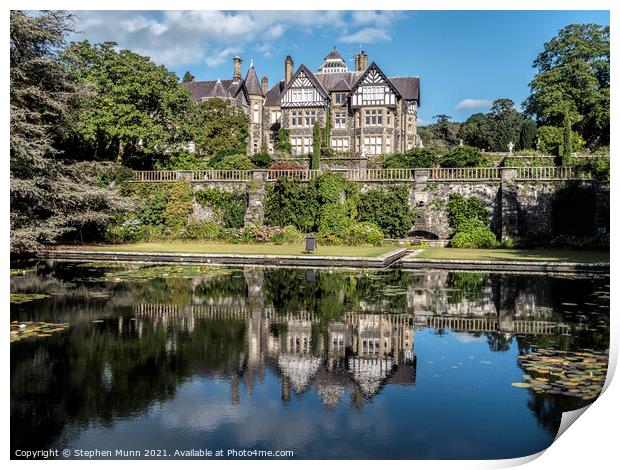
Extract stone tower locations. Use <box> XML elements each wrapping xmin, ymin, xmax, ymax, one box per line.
<box><xmin>245</xmin><ymin>60</ymin><xmax>264</xmax><ymax>155</ymax></box>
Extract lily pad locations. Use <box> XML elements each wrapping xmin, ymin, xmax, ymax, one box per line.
<box><xmin>511</xmin><ymin>382</ymin><xmax>531</xmax><ymax>388</ymax></box>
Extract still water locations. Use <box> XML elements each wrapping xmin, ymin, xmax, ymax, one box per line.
<box><xmin>10</xmin><ymin>261</ymin><xmax>609</xmax><ymax>459</ymax></box>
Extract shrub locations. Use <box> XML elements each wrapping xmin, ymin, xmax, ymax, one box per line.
<box><xmin>264</xmin><ymin>177</ymin><xmax>319</xmax><ymax>232</ymax></box>
<box><xmin>344</xmin><ymin>222</ymin><xmax>384</xmax><ymax>246</ymax></box>
<box><xmin>536</xmin><ymin>126</ymin><xmax>585</xmax><ymax>156</ymax></box>
<box><xmin>275</xmin><ymin>128</ymin><xmax>292</xmax><ymax>153</ymax></box>
<box><xmin>572</xmin><ymin>156</ymin><xmax>609</xmax><ymax>183</ymax></box>
<box><xmin>358</xmin><ymin>186</ymin><xmax>416</xmax><ymax>238</ymax></box>
<box><xmin>383</xmin><ymin>148</ymin><xmax>439</xmax><ymax>168</ymax></box>
<box><xmin>250</xmin><ymin>149</ymin><xmax>273</xmax><ymax>168</ymax></box>
<box><xmin>211</xmin><ymin>153</ymin><xmax>255</xmax><ymax>170</ymax></box>
<box><xmin>133</xmin><ymin>184</ymin><xmax>169</xmax><ymax>227</ymax></box>
<box><xmin>450</xmin><ymin>219</ymin><xmax>497</xmax><ymax>248</ymax></box>
<box><xmin>316</xmin><ymin>172</ymin><xmax>358</xmax><ymax>234</ymax></box>
<box><xmin>447</xmin><ymin>194</ymin><xmax>489</xmax><ymax>230</ymax></box>
<box><xmin>179</xmin><ymin>221</ymin><xmax>222</xmax><ymax>240</ymax></box>
<box><xmin>318</xmin><ymin>203</ymin><xmax>351</xmax><ymax>234</ymax></box>
<box><xmin>163</xmin><ymin>182</ymin><xmax>193</xmax><ymax>230</ymax></box>
<box><xmin>441</xmin><ymin>146</ymin><xmax>490</xmax><ymax>168</ymax></box>
<box><xmin>270</xmin><ymin>225</ymin><xmax>305</xmax><ymax>245</ymax></box>
<box><xmin>502</xmin><ymin>155</ymin><xmax>556</xmax><ymax>167</ymax></box>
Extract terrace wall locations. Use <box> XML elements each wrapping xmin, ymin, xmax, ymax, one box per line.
<box><xmin>131</xmin><ymin>169</ymin><xmax>609</xmax><ymax>240</ymax></box>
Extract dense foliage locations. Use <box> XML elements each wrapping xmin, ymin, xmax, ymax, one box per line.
<box><xmin>447</xmin><ymin>194</ymin><xmax>490</xmax><ymax>229</ymax></box>
<box><xmin>211</xmin><ymin>153</ymin><xmax>254</xmax><ymax>170</ymax></box>
<box><xmin>441</xmin><ymin>146</ymin><xmax>490</xmax><ymax>168</ymax></box>
<box><xmin>10</xmin><ymin>11</ymin><xmax>131</xmax><ymax>251</ymax></box>
<box><xmin>264</xmin><ymin>173</ymin><xmax>417</xmax><ymax>244</ymax></box>
<box><xmin>189</xmin><ymin>98</ymin><xmax>249</xmax><ymax>157</ymax></box>
<box><xmin>358</xmin><ymin>186</ymin><xmax>416</xmax><ymax>238</ymax></box>
<box><xmin>195</xmin><ymin>189</ymin><xmax>247</xmax><ymax>228</ymax></box>
<box><xmin>383</xmin><ymin>148</ymin><xmax>439</xmax><ymax>168</ymax></box>
<box><xmin>524</xmin><ymin>24</ymin><xmax>609</xmax><ymax>149</ymax></box>
<box><xmin>61</xmin><ymin>41</ymin><xmax>194</xmax><ymax>167</ymax></box>
<box><xmin>447</xmin><ymin>194</ymin><xmax>496</xmax><ymax>248</ymax></box>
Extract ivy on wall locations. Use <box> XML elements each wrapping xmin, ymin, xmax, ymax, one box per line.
<box><xmin>194</xmin><ymin>188</ymin><xmax>248</xmax><ymax>229</ymax></box>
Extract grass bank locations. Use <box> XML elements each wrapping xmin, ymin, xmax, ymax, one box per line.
<box><xmin>414</xmin><ymin>248</ymin><xmax>609</xmax><ymax>263</ymax></box>
<box><xmin>72</xmin><ymin>242</ymin><xmax>396</xmax><ymax>258</ymax></box>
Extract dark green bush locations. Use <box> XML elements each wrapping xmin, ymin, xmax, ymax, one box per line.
<box><xmin>441</xmin><ymin>146</ymin><xmax>490</xmax><ymax>168</ymax></box>
<box><xmin>573</xmin><ymin>156</ymin><xmax>610</xmax><ymax>183</ymax></box>
<box><xmin>211</xmin><ymin>153</ymin><xmax>254</xmax><ymax>170</ymax></box>
<box><xmin>450</xmin><ymin>219</ymin><xmax>497</xmax><ymax>248</ymax></box>
<box><xmin>447</xmin><ymin>194</ymin><xmax>489</xmax><ymax>230</ymax></box>
<box><xmin>264</xmin><ymin>177</ymin><xmax>320</xmax><ymax>232</ymax></box>
<box><xmin>250</xmin><ymin>149</ymin><xmax>273</xmax><ymax>168</ymax></box>
<box><xmin>358</xmin><ymin>186</ymin><xmax>416</xmax><ymax>238</ymax></box>
<box><xmin>383</xmin><ymin>148</ymin><xmax>439</xmax><ymax>168</ymax></box>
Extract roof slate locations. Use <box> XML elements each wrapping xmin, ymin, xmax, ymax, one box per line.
<box><xmin>389</xmin><ymin>77</ymin><xmax>421</xmax><ymax>103</ymax></box>
<box><xmin>324</xmin><ymin>47</ymin><xmax>345</xmax><ymax>62</ymax></box>
<box><xmin>244</xmin><ymin>65</ymin><xmax>264</xmax><ymax>96</ymax></box>
<box><xmin>264</xmin><ymin>80</ymin><xmax>285</xmax><ymax>107</ymax></box>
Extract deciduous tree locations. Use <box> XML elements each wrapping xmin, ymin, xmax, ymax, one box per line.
<box><xmin>523</xmin><ymin>23</ymin><xmax>609</xmax><ymax>148</ymax></box>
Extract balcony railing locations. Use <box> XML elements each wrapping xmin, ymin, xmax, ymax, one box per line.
<box><xmin>130</xmin><ymin>166</ymin><xmax>592</xmax><ymax>183</ymax></box>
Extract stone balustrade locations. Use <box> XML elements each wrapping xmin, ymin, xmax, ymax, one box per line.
<box><xmin>130</xmin><ymin>166</ymin><xmax>592</xmax><ymax>183</ymax></box>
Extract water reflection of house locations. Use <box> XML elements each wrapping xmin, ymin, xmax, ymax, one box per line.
<box><xmin>235</xmin><ymin>312</ymin><xmax>417</xmax><ymax>408</ymax></box>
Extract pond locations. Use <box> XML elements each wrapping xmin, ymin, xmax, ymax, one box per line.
<box><xmin>10</xmin><ymin>261</ymin><xmax>610</xmax><ymax>459</ymax></box>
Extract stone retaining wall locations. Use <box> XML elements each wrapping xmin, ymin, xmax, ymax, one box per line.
<box><xmin>184</xmin><ymin>177</ymin><xmax>609</xmax><ymax>240</ymax></box>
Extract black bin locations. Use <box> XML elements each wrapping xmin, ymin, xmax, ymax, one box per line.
<box><xmin>305</xmin><ymin>234</ymin><xmax>317</xmax><ymax>253</ymax></box>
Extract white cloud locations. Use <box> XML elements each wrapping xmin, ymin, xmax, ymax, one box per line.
<box><xmin>455</xmin><ymin>98</ymin><xmax>493</xmax><ymax>111</ymax></box>
<box><xmin>70</xmin><ymin>11</ymin><xmax>408</xmax><ymax>71</ymax></box>
<box><xmin>205</xmin><ymin>47</ymin><xmax>242</xmax><ymax>67</ymax></box>
<box><xmin>340</xmin><ymin>27</ymin><xmax>391</xmax><ymax>44</ymax></box>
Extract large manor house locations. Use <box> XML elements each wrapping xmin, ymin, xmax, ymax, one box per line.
<box><xmin>183</xmin><ymin>47</ymin><xmax>421</xmax><ymax>156</ymax></box>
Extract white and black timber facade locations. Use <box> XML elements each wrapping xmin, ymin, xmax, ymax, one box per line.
<box><xmin>183</xmin><ymin>47</ymin><xmax>421</xmax><ymax>156</ymax></box>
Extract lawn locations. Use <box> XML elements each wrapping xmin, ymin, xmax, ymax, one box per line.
<box><xmin>78</xmin><ymin>242</ymin><xmax>397</xmax><ymax>258</ymax></box>
<box><xmin>414</xmin><ymin>247</ymin><xmax>609</xmax><ymax>263</ymax></box>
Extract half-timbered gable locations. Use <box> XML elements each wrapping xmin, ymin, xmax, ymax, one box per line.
<box><xmin>280</xmin><ymin>65</ymin><xmax>329</xmax><ymax>108</ymax></box>
<box><xmin>348</xmin><ymin>63</ymin><xmax>400</xmax><ymax>109</ymax></box>
<box><xmin>184</xmin><ymin>47</ymin><xmax>421</xmax><ymax>155</ymax></box>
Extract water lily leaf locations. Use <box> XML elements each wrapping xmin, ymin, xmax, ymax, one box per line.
<box><xmin>511</xmin><ymin>382</ymin><xmax>531</xmax><ymax>388</ymax></box>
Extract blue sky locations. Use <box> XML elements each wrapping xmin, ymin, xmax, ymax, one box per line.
<box><xmin>71</xmin><ymin>10</ymin><xmax>609</xmax><ymax>124</ymax></box>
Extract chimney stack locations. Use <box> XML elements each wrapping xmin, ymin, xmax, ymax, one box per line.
<box><xmin>284</xmin><ymin>55</ymin><xmax>294</xmax><ymax>85</ymax></box>
<box><xmin>261</xmin><ymin>76</ymin><xmax>268</xmax><ymax>95</ymax></box>
<box><xmin>358</xmin><ymin>50</ymin><xmax>368</xmax><ymax>71</ymax></box>
<box><xmin>233</xmin><ymin>56</ymin><xmax>242</xmax><ymax>81</ymax></box>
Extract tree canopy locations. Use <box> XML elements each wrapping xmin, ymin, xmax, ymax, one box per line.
<box><xmin>189</xmin><ymin>97</ymin><xmax>249</xmax><ymax>157</ymax></box>
<box><xmin>523</xmin><ymin>23</ymin><xmax>609</xmax><ymax>148</ymax></box>
<box><xmin>61</xmin><ymin>40</ymin><xmax>194</xmax><ymax>166</ymax></box>
<box><xmin>10</xmin><ymin>11</ymin><xmax>130</xmax><ymax>251</ymax></box>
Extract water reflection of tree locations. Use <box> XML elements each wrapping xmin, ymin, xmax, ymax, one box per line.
<box><xmin>262</xmin><ymin>268</ymin><xmax>420</xmax><ymax>320</ymax></box>
<box><xmin>11</xmin><ymin>317</ymin><xmax>246</xmax><ymax>452</ymax></box>
<box><xmin>446</xmin><ymin>272</ymin><xmax>490</xmax><ymax>303</ymax></box>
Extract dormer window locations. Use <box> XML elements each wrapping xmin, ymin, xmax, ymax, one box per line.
<box><xmin>334</xmin><ymin>93</ymin><xmax>347</xmax><ymax>105</ymax></box>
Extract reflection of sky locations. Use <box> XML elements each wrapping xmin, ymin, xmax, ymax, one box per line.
<box><xmin>61</xmin><ymin>329</ymin><xmax>555</xmax><ymax>459</ymax></box>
